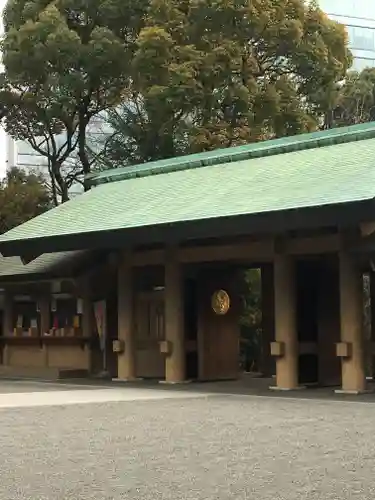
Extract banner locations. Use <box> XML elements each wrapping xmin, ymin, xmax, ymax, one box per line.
<box><xmin>94</xmin><ymin>300</ymin><xmax>107</xmax><ymax>350</ymax></box>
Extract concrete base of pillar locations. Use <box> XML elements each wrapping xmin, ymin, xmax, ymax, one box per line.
<box><xmin>335</xmin><ymin>388</ymin><xmax>373</xmax><ymax>395</ymax></box>
<box><xmin>269</xmin><ymin>385</ymin><xmax>306</xmax><ymax>392</ymax></box>
<box><xmin>159</xmin><ymin>379</ymin><xmax>192</xmax><ymax>385</ymax></box>
<box><xmin>112</xmin><ymin>377</ymin><xmax>143</xmax><ymax>383</ymax></box>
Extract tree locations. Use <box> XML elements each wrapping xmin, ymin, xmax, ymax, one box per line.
<box><xmin>330</xmin><ymin>68</ymin><xmax>375</xmax><ymax>127</ymax></box>
<box><xmin>92</xmin><ymin>100</ymin><xmax>190</xmax><ymax>169</ymax></box>
<box><xmin>2</xmin><ymin>0</ymin><xmax>149</xmax><ymax>201</ymax></box>
<box><xmin>2</xmin><ymin>82</ymin><xmax>81</xmax><ymax>204</ymax></box>
<box><xmin>0</xmin><ymin>167</ymin><xmax>51</xmax><ymax>234</ymax></box>
<box><xmin>239</xmin><ymin>268</ymin><xmax>262</xmax><ymax>372</ymax></box>
<box><xmin>99</xmin><ymin>0</ymin><xmax>352</xmax><ymax>168</ymax></box>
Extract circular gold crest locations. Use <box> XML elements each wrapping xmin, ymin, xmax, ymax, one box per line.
<box><xmin>211</xmin><ymin>289</ymin><xmax>230</xmax><ymax>315</ymax></box>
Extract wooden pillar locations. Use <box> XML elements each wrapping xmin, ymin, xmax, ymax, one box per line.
<box><xmin>38</xmin><ymin>296</ymin><xmax>50</xmax><ymax>367</ymax></box>
<box><xmin>338</xmin><ymin>251</ymin><xmax>366</xmax><ymax>393</ymax></box>
<box><xmin>3</xmin><ymin>291</ymin><xmax>13</xmax><ymax>337</ymax></box>
<box><xmin>79</xmin><ymin>282</ymin><xmax>95</xmax><ymax>373</ymax></box>
<box><xmin>2</xmin><ymin>291</ymin><xmax>13</xmax><ymax>365</ymax></box>
<box><xmin>82</xmin><ymin>292</ymin><xmax>93</xmax><ymax>339</ymax></box>
<box><xmin>117</xmin><ymin>257</ymin><xmax>136</xmax><ymax>380</ymax></box>
<box><xmin>261</xmin><ymin>264</ymin><xmax>275</xmax><ymax>377</ymax></box>
<box><xmin>370</xmin><ymin>271</ymin><xmax>375</xmax><ymax>378</ymax></box>
<box><xmin>273</xmin><ymin>254</ymin><xmax>299</xmax><ymax>390</ymax></box>
<box><xmin>39</xmin><ymin>296</ymin><xmax>50</xmax><ymax>335</ymax></box>
<box><xmin>165</xmin><ymin>249</ymin><xmax>185</xmax><ymax>383</ymax></box>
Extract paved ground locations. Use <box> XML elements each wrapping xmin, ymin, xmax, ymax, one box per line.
<box><xmin>1</xmin><ymin>380</ymin><xmax>375</xmax><ymax>499</ymax></box>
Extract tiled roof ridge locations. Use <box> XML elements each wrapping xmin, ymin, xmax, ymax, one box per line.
<box><xmin>88</xmin><ymin>121</ymin><xmax>375</xmax><ymax>187</ymax></box>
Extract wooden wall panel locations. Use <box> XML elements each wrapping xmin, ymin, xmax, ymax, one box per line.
<box><xmin>134</xmin><ymin>291</ymin><xmax>165</xmax><ymax>379</ymax></box>
<box><xmin>47</xmin><ymin>345</ymin><xmax>90</xmax><ymax>369</ymax></box>
<box><xmin>197</xmin><ymin>268</ymin><xmax>240</xmax><ymax>381</ymax></box>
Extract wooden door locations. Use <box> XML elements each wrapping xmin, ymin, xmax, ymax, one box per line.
<box><xmin>197</xmin><ymin>268</ymin><xmax>240</xmax><ymax>381</ymax></box>
<box><xmin>184</xmin><ymin>278</ymin><xmax>199</xmax><ymax>379</ymax></box>
<box><xmin>135</xmin><ymin>291</ymin><xmax>165</xmax><ymax>379</ymax></box>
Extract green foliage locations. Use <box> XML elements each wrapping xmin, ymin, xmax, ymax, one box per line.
<box><xmin>2</xmin><ymin>0</ymin><xmax>354</xmax><ymax>177</ymax></box>
<box><xmin>239</xmin><ymin>268</ymin><xmax>262</xmax><ymax>372</ymax></box>
<box><xmin>95</xmin><ymin>100</ymin><xmax>190</xmax><ymax>168</ymax></box>
<box><xmin>0</xmin><ymin>167</ymin><xmax>51</xmax><ymax>233</ymax></box>
<box><xmin>100</xmin><ymin>0</ymin><xmax>352</xmax><ymax>168</ymax></box>
<box><xmin>2</xmin><ymin>0</ymin><xmax>149</xmax><ymax>199</ymax></box>
<box><xmin>331</xmin><ymin>69</ymin><xmax>375</xmax><ymax>127</ymax></box>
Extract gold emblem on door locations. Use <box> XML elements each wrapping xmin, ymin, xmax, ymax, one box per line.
<box><xmin>211</xmin><ymin>289</ymin><xmax>230</xmax><ymax>315</ymax></box>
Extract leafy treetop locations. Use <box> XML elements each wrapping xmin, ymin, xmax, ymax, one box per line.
<box><xmin>2</xmin><ymin>0</ymin><xmax>149</xmax><ymax>201</ymax></box>
<box><xmin>132</xmin><ymin>0</ymin><xmax>352</xmax><ymax>151</ymax></box>
<box><xmin>332</xmin><ymin>68</ymin><xmax>375</xmax><ymax>127</ymax></box>
<box><xmin>100</xmin><ymin>0</ymin><xmax>352</xmax><ymax>168</ymax></box>
<box><xmin>0</xmin><ymin>167</ymin><xmax>51</xmax><ymax>234</ymax></box>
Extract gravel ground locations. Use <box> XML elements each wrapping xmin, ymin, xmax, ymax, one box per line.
<box><xmin>1</xmin><ymin>393</ymin><xmax>375</xmax><ymax>500</ymax></box>
<box><xmin>0</xmin><ymin>380</ymin><xmax>102</xmax><ymax>393</ymax></box>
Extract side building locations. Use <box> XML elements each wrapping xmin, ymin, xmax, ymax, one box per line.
<box><xmin>319</xmin><ymin>0</ymin><xmax>375</xmax><ymax>70</ymax></box>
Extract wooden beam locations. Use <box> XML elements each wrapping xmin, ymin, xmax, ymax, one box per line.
<box><xmin>179</xmin><ymin>240</ymin><xmax>275</xmax><ymax>263</ymax></box>
<box><xmin>286</xmin><ymin>234</ymin><xmax>340</xmax><ymax>255</ymax></box>
<box><xmin>130</xmin><ymin>234</ymin><xmax>340</xmax><ymax>267</ymax></box>
<box><xmin>131</xmin><ymin>250</ymin><xmax>165</xmax><ymax>267</ymax></box>
<box><xmin>1</xmin><ymin>235</ymin><xmax>342</xmax><ymax>288</ymax></box>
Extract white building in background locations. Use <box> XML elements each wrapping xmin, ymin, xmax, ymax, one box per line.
<box><xmin>5</xmin><ymin>114</ymin><xmax>111</xmax><ymax>196</ymax></box>
<box><xmin>5</xmin><ymin>134</ymin><xmax>16</xmax><ymax>171</ymax></box>
<box><xmin>319</xmin><ymin>0</ymin><xmax>375</xmax><ymax>70</ymax></box>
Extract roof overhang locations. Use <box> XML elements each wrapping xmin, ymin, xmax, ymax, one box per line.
<box><xmin>0</xmin><ymin>250</ymin><xmax>109</xmax><ymax>285</ymax></box>
<box><xmin>1</xmin><ymin>200</ymin><xmax>373</xmax><ymax>258</ymax></box>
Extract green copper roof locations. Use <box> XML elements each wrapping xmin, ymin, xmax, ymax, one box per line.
<box><xmin>1</xmin><ymin>123</ymin><xmax>375</xmax><ymax>255</ymax></box>
<box><xmin>87</xmin><ymin>121</ymin><xmax>375</xmax><ymax>186</ymax></box>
